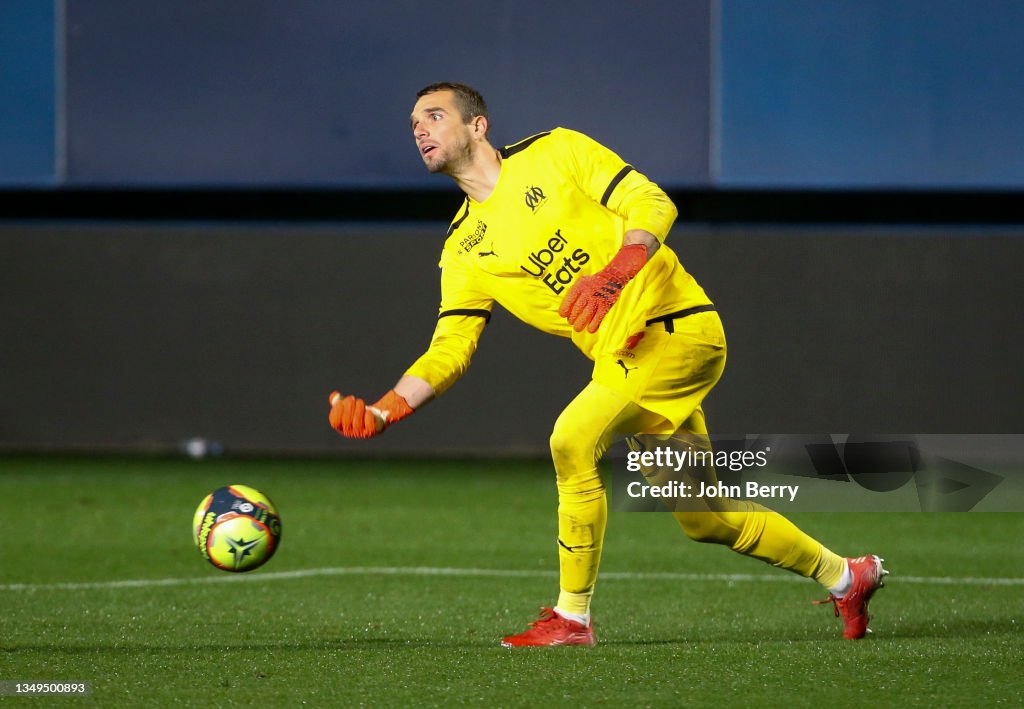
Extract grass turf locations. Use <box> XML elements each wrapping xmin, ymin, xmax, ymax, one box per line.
<box><xmin>1</xmin><ymin>456</ymin><xmax>1022</xmax><ymax>707</ymax></box>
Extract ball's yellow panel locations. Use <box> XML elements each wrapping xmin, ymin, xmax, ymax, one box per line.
<box><xmin>206</xmin><ymin>514</ymin><xmax>277</xmax><ymax>572</ymax></box>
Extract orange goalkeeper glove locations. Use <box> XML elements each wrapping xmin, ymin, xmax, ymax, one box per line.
<box><xmin>328</xmin><ymin>389</ymin><xmax>414</xmax><ymax>439</ymax></box>
<box><xmin>559</xmin><ymin>243</ymin><xmax>648</xmax><ymax>333</ymax></box>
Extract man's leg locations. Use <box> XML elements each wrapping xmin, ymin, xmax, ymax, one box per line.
<box><xmin>613</xmin><ymin>310</ymin><xmax>886</xmax><ymax>639</ymax></box>
<box><xmin>649</xmin><ymin>409</ymin><xmax>848</xmax><ymax>588</ymax></box>
<box><xmin>637</xmin><ymin>409</ymin><xmax>887</xmax><ymax>638</ymax></box>
<box><xmin>549</xmin><ymin>381</ymin><xmax>664</xmax><ymax>620</ymax></box>
<box><xmin>501</xmin><ymin>380</ymin><xmax>661</xmax><ymax>647</ymax></box>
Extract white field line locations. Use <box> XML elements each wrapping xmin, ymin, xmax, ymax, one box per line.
<box><xmin>1</xmin><ymin>566</ymin><xmax>1022</xmax><ymax>592</ymax></box>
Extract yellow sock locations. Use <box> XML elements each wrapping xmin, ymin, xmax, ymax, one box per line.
<box><xmin>556</xmin><ymin>590</ymin><xmax>593</xmax><ymax>618</ymax></box>
<box><xmin>555</xmin><ymin>468</ymin><xmax>606</xmax><ymax>616</ymax></box>
<box><xmin>674</xmin><ymin>503</ymin><xmax>847</xmax><ymax>589</ymax></box>
<box><xmin>812</xmin><ymin>546</ymin><xmax>848</xmax><ymax>590</ymax></box>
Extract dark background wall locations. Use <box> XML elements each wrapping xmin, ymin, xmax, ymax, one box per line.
<box><xmin>3</xmin><ymin>223</ymin><xmax>1021</xmax><ymax>456</ymax></box>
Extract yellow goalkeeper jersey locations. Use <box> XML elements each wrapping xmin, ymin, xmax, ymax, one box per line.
<box><xmin>405</xmin><ymin>127</ymin><xmax>712</xmax><ymax>394</ymax></box>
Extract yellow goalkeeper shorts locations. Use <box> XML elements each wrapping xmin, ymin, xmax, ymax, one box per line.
<box><xmin>590</xmin><ymin>308</ymin><xmax>726</xmax><ymax>436</ymax></box>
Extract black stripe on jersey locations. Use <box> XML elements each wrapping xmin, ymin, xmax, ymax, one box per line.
<box><xmin>438</xmin><ymin>308</ymin><xmax>492</xmax><ymax>323</ymax></box>
<box><xmin>601</xmin><ymin>165</ymin><xmax>635</xmax><ymax>207</ymax></box>
<box><xmin>447</xmin><ymin>198</ymin><xmax>471</xmax><ymax>236</ymax></box>
<box><xmin>645</xmin><ymin>304</ymin><xmax>716</xmax><ymax>332</ymax></box>
<box><xmin>499</xmin><ymin>131</ymin><xmax>552</xmax><ymax>159</ymax></box>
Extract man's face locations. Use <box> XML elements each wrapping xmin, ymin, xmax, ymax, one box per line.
<box><xmin>410</xmin><ymin>90</ymin><xmax>473</xmax><ymax>174</ymax></box>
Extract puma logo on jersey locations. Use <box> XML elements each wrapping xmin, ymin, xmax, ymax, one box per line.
<box><xmin>616</xmin><ymin>359</ymin><xmax>638</xmax><ymax>378</ymax></box>
<box><xmin>478</xmin><ymin>243</ymin><xmax>498</xmax><ymax>258</ymax></box>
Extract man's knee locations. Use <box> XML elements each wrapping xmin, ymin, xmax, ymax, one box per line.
<box><xmin>549</xmin><ymin>425</ymin><xmax>598</xmax><ymax>477</ymax></box>
<box><xmin>675</xmin><ymin>509</ymin><xmax>744</xmax><ymax>547</ymax></box>
<box><xmin>677</xmin><ymin>511</ymin><xmax>725</xmax><ymax>543</ymax></box>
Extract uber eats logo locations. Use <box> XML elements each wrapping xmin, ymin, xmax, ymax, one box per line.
<box><xmin>519</xmin><ymin>229</ymin><xmax>590</xmax><ymax>294</ymax></box>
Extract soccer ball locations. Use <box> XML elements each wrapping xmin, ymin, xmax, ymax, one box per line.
<box><xmin>192</xmin><ymin>484</ymin><xmax>282</xmax><ymax>572</ymax></box>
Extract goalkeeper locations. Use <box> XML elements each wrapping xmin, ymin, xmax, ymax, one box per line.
<box><xmin>329</xmin><ymin>82</ymin><xmax>886</xmax><ymax>646</ymax></box>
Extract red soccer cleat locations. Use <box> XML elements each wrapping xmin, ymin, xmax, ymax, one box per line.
<box><xmin>501</xmin><ymin>607</ymin><xmax>597</xmax><ymax>648</ymax></box>
<box><xmin>816</xmin><ymin>554</ymin><xmax>889</xmax><ymax>639</ymax></box>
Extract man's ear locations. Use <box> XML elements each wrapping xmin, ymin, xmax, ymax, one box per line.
<box><xmin>471</xmin><ymin>115</ymin><xmax>489</xmax><ymax>140</ymax></box>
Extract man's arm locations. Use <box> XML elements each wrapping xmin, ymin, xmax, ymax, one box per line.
<box><xmin>328</xmin><ymin>311</ymin><xmax>487</xmax><ymax>439</ymax></box>
<box><xmin>328</xmin><ymin>375</ymin><xmax>430</xmax><ymax>440</ymax></box>
<box><xmin>392</xmin><ymin>374</ymin><xmax>435</xmax><ymax>409</ymax></box>
<box><xmin>623</xmin><ymin>229</ymin><xmax>660</xmax><ymax>259</ymax></box>
<box><xmin>560</xmin><ymin>128</ymin><xmax>678</xmax><ymax>245</ymax></box>
<box><xmin>329</xmin><ymin>249</ymin><xmax>492</xmax><ymax>440</ymax></box>
<box><xmin>556</xmin><ymin>130</ymin><xmax>675</xmax><ymax>332</ymax></box>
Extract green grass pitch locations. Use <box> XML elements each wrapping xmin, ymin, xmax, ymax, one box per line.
<box><xmin>1</xmin><ymin>456</ymin><xmax>1022</xmax><ymax>706</ymax></box>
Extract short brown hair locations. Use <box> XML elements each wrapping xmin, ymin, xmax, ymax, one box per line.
<box><xmin>416</xmin><ymin>82</ymin><xmax>489</xmax><ymax>129</ymax></box>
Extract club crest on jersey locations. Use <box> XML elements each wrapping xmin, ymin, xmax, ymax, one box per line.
<box><xmin>460</xmin><ymin>219</ymin><xmax>488</xmax><ymax>253</ymax></box>
<box><xmin>519</xmin><ymin>229</ymin><xmax>591</xmax><ymax>294</ymax></box>
<box><xmin>524</xmin><ymin>185</ymin><xmax>547</xmax><ymax>212</ymax></box>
